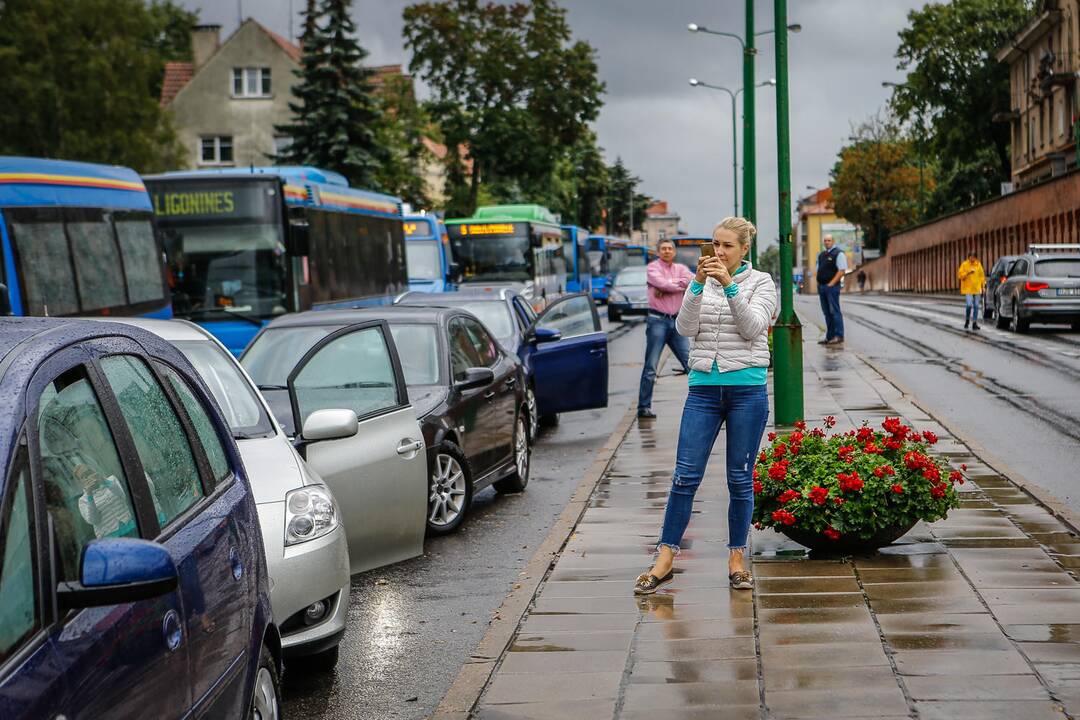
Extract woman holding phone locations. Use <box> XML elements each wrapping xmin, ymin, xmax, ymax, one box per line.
<box><xmin>634</xmin><ymin>217</ymin><xmax>776</xmax><ymax>594</ymax></box>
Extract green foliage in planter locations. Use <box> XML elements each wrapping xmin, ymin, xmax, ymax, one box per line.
<box><xmin>752</xmin><ymin>416</ymin><xmax>961</xmax><ymax>543</ymax></box>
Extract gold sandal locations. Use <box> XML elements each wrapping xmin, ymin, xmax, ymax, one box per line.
<box><xmin>729</xmin><ymin>570</ymin><xmax>753</xmax><ymax>590</ymax></box>
<box><xmin>633</xmin><ymin>569</ymin><xmax>674</xmax><ymax>595</ymax></box>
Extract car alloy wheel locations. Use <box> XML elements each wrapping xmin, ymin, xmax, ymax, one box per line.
<box><xmin>1011</xmin><ymin>299</ymin><xmax>1028</xmax><ymax>333</ymax></box>
<box><xmin>250</xmin><ymin>665</ymin><xmax>280</xmax><ymax>720</ymax></box>
<box><xmin>515</xmin><ymin>416</ymin><xmax>529</xmax><ymax>480</ymax></box>
<box><xmin>429</xmin><ymin>453</ymin><xmax>466</xmax><ymax>528</ymax></box>
<box><xmin>526</xmin><ymin>386</ymin><xmax>539</xmax><ymax>442</ymax></box>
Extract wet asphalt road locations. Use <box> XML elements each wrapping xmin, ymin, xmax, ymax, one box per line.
<box><xmin>282</xmin><ymin>315</ymin><xmax>649</xmax><ymax>719</ymax></box>
<box><xmin>798</xmin><ymin>292</ymin><xmax>1080</xmax><ymax>515</ymax></box>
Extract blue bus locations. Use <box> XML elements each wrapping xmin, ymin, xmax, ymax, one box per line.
<box><xmin>0</xmin><ymin>157</ymin><xmax>171</xmax><ymax>319</ymax></box>
<box><xmin>145</xmin><ymin>166</ymin><xmax>407</xmax><ymax>355</ymax></box>
<box><xmin>586</xmin><ymin>235</ymin><xmax>630</xmax><ymax>303</ymax></box>
<box><xmin>560</xmin><ymin>225</ymin><xmax>594</xmax><ymax>294</ymax></box>
<box><xmin>404</xmin><ymin>213</ymin><xmax>455</xmax><ymax>292</ymax></box>
<box><xmin>673</xmin><ymin>235</ymin><xmax>710</xmax><ymax>272</ymax></box>
<box><xmin>627</xmin><ymin>244</ymin><xmax>648</xmax><ymax>268</ymax></box>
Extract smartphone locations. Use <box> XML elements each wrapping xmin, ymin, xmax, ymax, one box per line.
<box><xmin>699</xmin><ymin>242</ymin><xmax>716</xmax><ymax>259</ymax></box>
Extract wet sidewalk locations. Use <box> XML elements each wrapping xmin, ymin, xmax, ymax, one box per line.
<box><xmin>469</xmin><ymin>329</ymin><xmax>1080</xmax><ymax>719</ymax></box>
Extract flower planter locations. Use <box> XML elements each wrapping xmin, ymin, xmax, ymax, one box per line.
<box><xmin>778</xmin><ymin>521</ymin><xmax>918</xmax><ymax>555</ymax></box>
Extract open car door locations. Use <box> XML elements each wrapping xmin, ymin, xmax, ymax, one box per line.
<box><xmin>529</xmin><ymin>293</ymin><xmax>608</xmax><ymax>416</ymax></box>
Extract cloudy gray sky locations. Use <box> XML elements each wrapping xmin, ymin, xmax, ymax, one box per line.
<box><xmin>179</xmin><ymin>0</ymin><xmax>926</xmax><ymax>245</ymax></box>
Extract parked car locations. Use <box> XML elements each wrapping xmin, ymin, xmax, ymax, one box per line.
<box><xmin>243</xmin><ymin>306</ymin><xmax>531</xmax><ymax>534</ymax></box>
<box><xmin>113</xmin><ymin>318</ymin><xmax>351</xmax><ymax>671</ymax></box>
<box><xmin>395</xmin><ymin>290</ymin><xmax>609</xmax><ymax>439</ymax></box>
<box><xmin>994</xmin><ymin>245</ymin><xmax>1080</xmax><ymax>332</ymax></box>
<box><xmin>983</xmin><ymin>254</ymin><xmax>1019</xmax><ymax>321</ymax></box>
<box><xmin>0</xmin><ymin>318</ymin><xmax>280</xmax><ymax>720</ymax></box>
<box><xmin>607</xmin><ymin>266</ymin><xmax>651</xmax><ymax>322</ymax></box>
<box><xmin>239</xmin><ymin>315</ymin><xmax>429</xmax><ymax>571</ymax></box>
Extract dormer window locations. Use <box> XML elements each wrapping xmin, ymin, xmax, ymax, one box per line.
<box><xmin>232</xmin><ymin>68</ymin><xmax>271</xmax><ymax>98</ymax></box>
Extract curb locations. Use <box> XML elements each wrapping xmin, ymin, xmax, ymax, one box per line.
<box><xmin>430</xmin><ymin>397</ymin><xmax>641</xmax><ymax>719</ymax></box>
<box><xmin>798</xmin><ymin>303</ymin><xmax>1080</xmax><ymax>536</ymax></box>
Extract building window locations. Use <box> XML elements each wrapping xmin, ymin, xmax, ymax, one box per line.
<box><xmin>273</xmin><ymin>136</ymin><xmax>293</xmax><ymax>157</ymax></box>
<box><xmin>1059</xmin><ymin>96</ymin><xmax>1066</xmax><ymax>138</ymax></box>
<box><xmin>231</xmin><ymin>68</ymin><xmax>271</xmax><ymax>98</ymax></box>
<box><xmin>200</xmin><ymin>136</ymin><xmax>234</xmax><ymax>165</ymax></box>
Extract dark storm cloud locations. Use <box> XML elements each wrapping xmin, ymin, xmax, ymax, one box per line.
<box><xmin>179</xmin><ymin>0</ymin><xmax>925</xmax><ymax>242</ymax></box>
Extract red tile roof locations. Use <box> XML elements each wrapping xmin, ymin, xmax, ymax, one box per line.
<box><xmin>160</xmin><ymin>62</ymin><xmax>194</xmax><ymax>106</ymax></box>
<box><xmin>263</xmin><ymin>25</ymin><xmax>302</xmax><ymax>63</ymax></box>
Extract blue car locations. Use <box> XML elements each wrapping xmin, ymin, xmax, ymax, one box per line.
<box><xmin>0</xmin><ymin>318</ymin><xmax>280</xmax><ymax>719</ymax></box>
<box><xmin>396</xmin><ymin>289</ymin><xmax>609</xmax><ymax>439</ymax></box>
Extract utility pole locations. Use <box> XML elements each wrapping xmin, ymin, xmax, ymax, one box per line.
<box><xmin>744</xmin><ymin>0</ymin><xmax>758</xmax><ymax>265</ymax></box>
<box><xmin>771</xmin><ymin>0</ymin><xmax>804</xmax><ymax>425</ymax></box>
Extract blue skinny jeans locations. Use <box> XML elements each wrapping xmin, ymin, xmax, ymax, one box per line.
<box><xmin>964</xmin><ymin>294</ymin><xmax>980</xmax><ymax>324</ymax></box>
<box><xmin>658</xmin><ymin>384</ymin><xmax>770</xmax><ymax>552</ymax></box>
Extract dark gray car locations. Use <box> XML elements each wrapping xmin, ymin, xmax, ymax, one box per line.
<box><xmin>995</xmin><ymin>245</ymin><xmax>1080</xmax><ymax>332</ymax></box>
<box><xmin>983</xmin><ymin>254</ymin><xmax>1018</xmax><ymax>321</ymax></box>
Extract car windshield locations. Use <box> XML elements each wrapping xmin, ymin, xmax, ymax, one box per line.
<box><xmin>615</xmin><ymin>267</ymin><xmax>648</xmax><ymax>287</ymax></box>
<box><xmin>1035</xmin><ymin>259</ymin><xmax>1080</xmax><ymax>278</ymax></box>
<box><xmin>174</xmin><ymin>340</ymin><xmax>275</xmax><ymax>439</ymax></box>
<box><xmin>388</xmin><ymin>324</ymin><xmax>441</xmax><ymax>385</ymax></box>
<box><xmin>406</xmin><ymin>241</ymin><xmax>441</xmax><ymax>281</ymax></box>
<box><xmin>241</xmin><ymin>326</ymin><xmax>334</xmax><ymax>388</ymax></box>
<box><xmin>453</xmin><ymin>301</ymin><xmax>515</xmax><ymax>344</ymax></box>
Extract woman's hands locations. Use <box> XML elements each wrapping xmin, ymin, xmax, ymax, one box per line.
<box><xmin>695</xmin><ymin>256</ymin><xmax>733</xmax><ymax>286</ymax></box>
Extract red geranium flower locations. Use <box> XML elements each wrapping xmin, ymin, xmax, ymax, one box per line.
<box><xmin>824</xmin><ymin>415</ymin><xmax>837</xmax><ymax>428</ymax></box>
<box><xmin>758</xmin><ymin>450</ymin><xmax>768</xmax><ymax>463</ymax></box>
<box><xmin>930</xmin><ymin>484</ymin><xmax>947</xmax><ymax>499</ymax></box>
<box><xmin>837</xmin><ymin>471</ymin><xmax>864</xmax><ymax>493</ymax></box>
<box><xmin>838</xmin><ymin>444</ymin><xmax>856</xmax><ymax>461</ymax></box>
<box><xmin>922</xmin><ymin>430</ymin><xmax>938</xmax><ymax>445</ymax></box>
<box><xmin>948</xmin><ymin>470</ymin><xmax>962</xmax><ymax>484</ymax></box>
<box><xmin>810</xmin><ymin>428</ymin><xmax>826</xmax><ymax>438</ymax></box>
<box><xmin>808</xmin><ymin>486</ymin><xmax>829</xmax><ymax>505</ymax></box>
<box><xmin>833</xmin><ymin>497</ymin><xmax>845</xmax><ymax>506</ymax></box>
<box><xmin>773</xmin><ymin>442</ymin><xmax>788</xmax><ymax>458</ymax></box>
<box><xmin>885</xmin><ymin>438</ymin><xmax>903</xmax><ymax>451</ymax></box>
<box><xmin>922</xmin><ymin>466</ymin><xmax>941</xmax><ymax>483</ymax></box>
<box><xmin>794</xmin><ymin>420</ymin><xmax>807</xmax><ymax>431</ymax></box>
<box><xmin>823</xmin><ymin>527</ymin><xmax>841</xmax><ymax>540</ymax></box>
<box><xmin>753</xmin><ymin>480</ymin><xmax>763</xmax><ymax>495</ymax></box>
<box><xmin>891</xmin><ymin>483</ymin><xmax>904</xmax><ymax>494</ymax></box>
<box><xmin>857</xmin><ymin>426</ymin><xmax>874</xmax><ymax>443</ymax></box>
<box><xmin>753</xmin><ymin>521</ymin><xmax>763</xmax><ymax>530</ymax></box>
<box><xmin>768</xmin><ymin>460</ymin><xmax>789</xmax><ymax>481</ymax></box>
<box><xmin>864</xmin><ymin>442</ymin><xmax>881</xmax><ymax>454</ymax></box>
<box><xmin>961</xmin><ymin>463</ymin><xmax>968</xmax><ymax>471</ymax></box>
<box><xmin>882</xmin><ymin>417</ymin><xmax>909</xmax><ymax>439</ymax></box>
<box><xmin>778</xmin><ymin>489</ymin><xmax>800</xmax><ymax>504</ymax></box>
<box><xmin>771</xmin><ymin>509</ymin><xmax>797</xmax><ymax>526</ymax></box>
<box><xmin>790</xmin><ymin>430</ymin><xmax>805</xmax><ymax>444</ymax></box>
<box><xmin>768</xmin><ymin>432</ymin><xmax>777</xmax><ymax>442</ymax></box>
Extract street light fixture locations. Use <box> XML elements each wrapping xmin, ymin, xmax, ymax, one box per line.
<box><xmin>689</xmin><ymin>78</ymin><xmax>777</xmax><ymax>217</ymax></box>
<box><xmin>688</xmin><ymin>11</ymin><xmax>800</xmax><ymax>264</ymax></box>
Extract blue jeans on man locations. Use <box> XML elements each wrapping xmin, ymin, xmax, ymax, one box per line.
<box><xmin>657</xmin><ymin>385</ymin><xmax>770</xmax><ymax>551</ymax></box>
<box><xmin>964</xmin><ymin>294</ymin><xmax>980</xmax><ymax>328</ymax></box>
<box><xmin>818</xmin><ymin>283</ymin><xmax>844</xmax><ymax>341</ymax></box>
<box><xmin>638</xmin><ymin>313</ymin><xmax>690</xmax><ymax>413</ymax></box>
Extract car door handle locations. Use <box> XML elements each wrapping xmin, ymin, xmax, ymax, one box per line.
<box><xmin>484</xmin><ymin>391</ymin><xmax>496</xmax><ymax>400</ymax></box>
<box><xmin>505</xmin><ymin>377</ymin><xmax>516</xmax><ymax>387</ymax></box>
<box><xmin>589</xmin><ymin>348</ymin><xmax>606</xmax><ymax>356</ymax></box>
<box><xmin>397</xmin><ymin>439</ymin><xmax>423</xmax><ymax>455</ymax></box>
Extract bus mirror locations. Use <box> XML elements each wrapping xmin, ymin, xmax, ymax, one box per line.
<box><xmin>448</xmin><ymin>261</ymin><xmax>462</xmax><ymax>283</ymax></box>
<box><xmin>0</xmin><ymin>284</ymin><xmax>11</xmax><ymax>316</ymax></box>
<box><xmin>287</xmin><ymin>220</ymin><xmax>310</xmax><ymax>256</ymax></box>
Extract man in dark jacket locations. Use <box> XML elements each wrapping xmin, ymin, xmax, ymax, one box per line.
<box><xmin>816</xmin><ymin>234</ymin><xmax>847</xmax><ymax>345</ymax></box>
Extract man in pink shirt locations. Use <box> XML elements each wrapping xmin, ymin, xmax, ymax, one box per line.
<box><xmin>638</xmin><ymin>238</ymin><xmax>695</xmax><ymax>418</ymax></box>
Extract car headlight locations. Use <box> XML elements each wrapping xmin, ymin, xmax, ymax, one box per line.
<box><xmin>610</xmin><ymin>291</ymin><xmax>626</xmax><ymax>302</ymax></box>
<box><xmin>284</xmin><ymin>485</ymin><xmax>340</xmax><ymax>546</ymax></box>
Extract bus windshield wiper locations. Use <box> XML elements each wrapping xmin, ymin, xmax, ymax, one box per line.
<box><xmin>185</xmin><ymin>306</ymin><xmax>264</xmax><ymax>326</ymax></box>
<box><xmin>257</xmin><ymin>384</ymin><xmax>288</xmax><ymax>391</ymax></box>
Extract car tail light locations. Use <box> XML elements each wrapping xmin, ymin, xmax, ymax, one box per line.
<box><xmin>999</xmin><ymin>276</ymin><xmax>1006</xmax><ymax>284</ymax></box>
<box><xmin>1025</xmin><ymin>281</ymin><xmax>1049</xmax><ymax>292</ymax></box>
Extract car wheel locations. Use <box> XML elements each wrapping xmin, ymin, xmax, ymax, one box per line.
<box><xmin>607</xmin><ymin>306</ymin><xmax>621</xmax><ymax>323</ymax></box>
<box><xmin>494</xmin><ymin>413</ymin><xmax>530</xmax><ymax>494</ymax></box>
<box><xmin>427</xmin><ymin>442</ymin><xmax>472</xmax><ymax>535</ymax></box>
<box><xmin>1011</xmin><ymin>299</ymin><xmax>1029</xmax><ymax>333</ymax></box>
<box><xmin>249</xmin><ymin>644</ymin><xmax>281</xmax><ymax>720</ymax></box>
<box><xmin>995</xmin><ymin>298</ymin><xmax>1009</xmax><ymax>329</ymax></box>
<box><xmin>525</xmin><ymin>385</ymin><xmax>539</xmax><ymax>443</ymax></box>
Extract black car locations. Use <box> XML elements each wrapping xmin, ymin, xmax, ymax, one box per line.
<box><xmin>983</xmin><ymin>254</ymin><xmax>1018</xmax><ymax>321</ymax></box>
<box><xmin>241</xmin><ymin>306</ymin><xmax>530</xmax><ymax>535</ymax></box>
<box><xmin>995</xmin><ymin>245</ymin><xmax>1080</xmax><ymax>332</ymax></box>
<box><xmin>607</xmin><ymin>266</ymin><xmax>650</xmax><ymax>322</ymax></box>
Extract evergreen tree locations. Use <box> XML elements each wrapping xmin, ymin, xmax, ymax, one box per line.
<box><xmin>276</xmin><ymin>0</ymin><xmax>386</xmax><ymax>188</ymax></box>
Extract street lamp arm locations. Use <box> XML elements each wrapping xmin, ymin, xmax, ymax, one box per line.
<box><xmin>688</xmin><ymin>24</ymin><xmax>746</xmax><ymax>48</ymax></box>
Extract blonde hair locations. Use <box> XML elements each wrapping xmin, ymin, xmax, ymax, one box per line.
<box><xmin>712</xmin><ymin>217</ymin><xmax>757</xmax><ymax>247</ymax></box>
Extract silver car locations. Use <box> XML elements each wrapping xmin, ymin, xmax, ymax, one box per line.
<box><xmin>995</xmin><ymin>245</ymin><xmax>1080</xmax><ymax>332</ymax></box>
<box><xmin>113</xmin><ymin>319</ymin><xmax>351</xmax><ymax>670</ymax></box>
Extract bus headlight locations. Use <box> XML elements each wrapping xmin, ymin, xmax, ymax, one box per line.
<box><xmin>284</xmin><ymin>485</ymin><xmax>340</xmax><ymax>546</ymax></box>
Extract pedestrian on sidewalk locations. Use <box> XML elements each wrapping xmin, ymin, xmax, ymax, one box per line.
<box><xmin>957</xmin><ymin>251</ymin><xmax>986</xmax><ymax>331</ymax></box>
<box><xmin>633</xmin><ymin>217</ymin><xmax>776</xmax><ymax>595</ymax></box>
<box><xmin>637</xmin><ymin>238</ymin><xmax>694</xmax><ymax>419</ymax></box>
<box><xmin>816</xmin><ymin>234</ymin><xmax>846</xmax><ymax>345</ymax></box>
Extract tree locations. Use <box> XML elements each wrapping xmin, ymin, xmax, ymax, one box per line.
<box><xmin>276</xmin><ymin>0</ymin><xmax>387</xmax><ymax>188</ymax></box>
<box><xmin>604</xmin><ymin>158</ymin><xmax>653</xmax><ymax>236</ymax></box>
<box><xmin>757</xmin><ymin>244</ymin><xmax>780</xmax><ymax>278</ymax></box>
<box><xmin>404</xmin><ymin>0</ymin><xmax>604</xmax><ymax>216</ymax></box>
<box><xmin>374</xmin><ymin>73</ymin><xmax>433</xmax><ymax>208</ymax></box>
<box><xmin>830</xmin><ymin>115</ymin><xmax>933</xmax><ymax>255</ymax></box>
<box><xmin>889</xmin><ymin>0</ymin><xmax>1032</xmax><ymax>214</ymax></box>
<box><xmin>0</xmin><ymin>0</ymin><xmax>188</xmax><ymax>172</ymax></box>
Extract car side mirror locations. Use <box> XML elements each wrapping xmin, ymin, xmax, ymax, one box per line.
<box><xmin>455</xmin><ymin>366</ymin><xmax>494</xmax><ymax>391</ymax></box>
<box><xmin>287</xmin><ymin>219</ymin><xmax>310</xmax><ymax>256</ymax></box>
<box><xmin>302</xmin><ymin>409</ymin><xmax>359</xmax><ymax>442</ymax></box>
<box><xmin>531</xmin><ymin>327</ymin><xmax>562</xmax><ymax>344</ymax></box>
<box><xmin>57</xmin><ymin>538</ymin><xmax>179</xmax><ymax>611</ymax></box>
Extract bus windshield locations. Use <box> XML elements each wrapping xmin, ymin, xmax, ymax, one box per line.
<box><xmin>449</xmin><ymin>224</ymin><xmax>533</xmax><ymax>283</ymax></box>
<box><xmin>150</xmin><ymin>179</ymin><xmax>288</xmax><ymax>321</ymax></box>
<box><xmin>608</xmin><ymin>246</ymin><xmax>628</xmax><ymax>274</ymax></box>
<box><xmin>406</xmin><ymin>240</ymin><xmax>441</xmax><ymax>281</ymax></box>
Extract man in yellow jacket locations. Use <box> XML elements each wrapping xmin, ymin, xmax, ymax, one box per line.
<box><xmin>957</xmin><ymin>251</ymin><xmax>986</xmax><ymax>330</ymax></box>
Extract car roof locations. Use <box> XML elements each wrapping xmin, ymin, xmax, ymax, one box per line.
<box><xmin>265</xmin><ymin>305</ymin><xmax>457</xmax><ymax>329</ymax></box>
<box><xmin>102</xmin><ymin>317</ymin><xmax>215</xmax><ymax>343</ymax></box>
<box><xmin>399</xmin><ymin>290</ymin><xmax>511</xmax><ymax>304</ymax></box>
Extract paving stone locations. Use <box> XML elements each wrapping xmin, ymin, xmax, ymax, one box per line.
<box><xmin>885</xmin><ymin>632</ymin><xmax>1015</xmax><ymax>651</ymax></box>
<box><xmin>759</xmin><ymin>621</ymin><xmax>881</xmax><ymax>646</ymax></box>
<box><xmin>758</xmin><ymin>592</ymin><xmax>867</xmax><ymax>610</ymax></box>
<box><xmin>632</xmin><ymin>618</ymin><xmax>753</xmax><ymax>641</ymax></box>
<box><xmin>765</xmin><ymin>686</ymin><xmax>910</xmax><ymax>718</ymax></box>
<box><xmin>634</xmin><ymin>636</ymin><xmax>756</xmax><ymax>662</ymax></box>
<box><xmin>637</xmin><ymin>599</ymin><xmax>754</xmax><ymax>622</ymax></box>
<box><xmin>876</xmin><ymin>613</ymin><xmax>1000</xmax><ymax>635</ymax></box>
<box><xmin>751</xmin><ymin>560</ymin><xmax>853</xmax><ymax>578</ymax></box>
<box><xmin>481</xmin><ymin>671</ymin><xmax>622</xmax><ymax>704</ymax></box>
<box><xmin>496</xmin><ymin>650</ymin><xmax>627</xmax><ymax>675</ymax></box>
<box><xmin>869</xmin><ymin>595</ymin><xmax>988</xmax><ymax>615</ymax></box>
<box><xmin>474</xmin><ymin>699</ymin><xmax>617</xmax><ymax>719</ymax></box>
<box><xmin>893</xmin><ymin>649</ymin><xmax>1032</xmax><ymax>676</ymax></box>
<box><xmin>857</xmin><ymin>566</ymin><xmax>962</xmax><ymax>584</ymax></box>
<box><xmin>763</xmin><ymin>665</ymin><xmax>898</xmax><ymax>691</ymax></box>
<box><xmin>619</xmin><ymin>707</ymin><xmax>760</xmax><ymax>720</ymax></box>
<box><xmin>759</xmin><ymin>606</ymin><xmax>875</xmax><ymax>625</ymax></box>
<box><xmin>760</xmin><ymin>641</ymin><xmax>890</xmax><ymax>669</ymax></box>
<box><xmin>510</xmin><ymin>631</ymin><xmax>633</xmax><ymax>653</ymax></box>
<box><xmin>628</xmin><ymin>658</ymin><xmax>758</xmax><ymax>684</ymax></box>
<box><xmin>1004</xmin><ymin>624</ymin><xmax>1080</xmax><ymax>642</ymax></box>
<box><xmin>991</xmin><ymin>603</ymin><xmax>1080</xmax><ymax>625</ymax></box>
<box><xmin>1019</xmin><ymin>642</ymin><xmax>1080</xmax><ymax>663</ymax></box>
<box><xmin>903</xmin><ymin>673</ymin><xmax>1050</xmax><ymax>701</ymax></box>
<box><xmin>517</xmin><ymin>613</ymin><xmax>637</xmax><ymax>633</ymax></box>
<box><xmin>913</xmin><ymin>700</ymin><xmax>1067</xmax><ymax>719</ymax></box>
<box><xmin>757</xmin><ymin>576</ymin><xmax>862</xmax><ymax>594</ymax></box>
<box><xmin>863</xmin><ymin>581</ymin><xmax>974</xmax><ymax>600</ymax></box>
<box><xmin>621</xmin><ymin>680</ymin><xmax>760</xmax><ymax>708</ymax></box>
